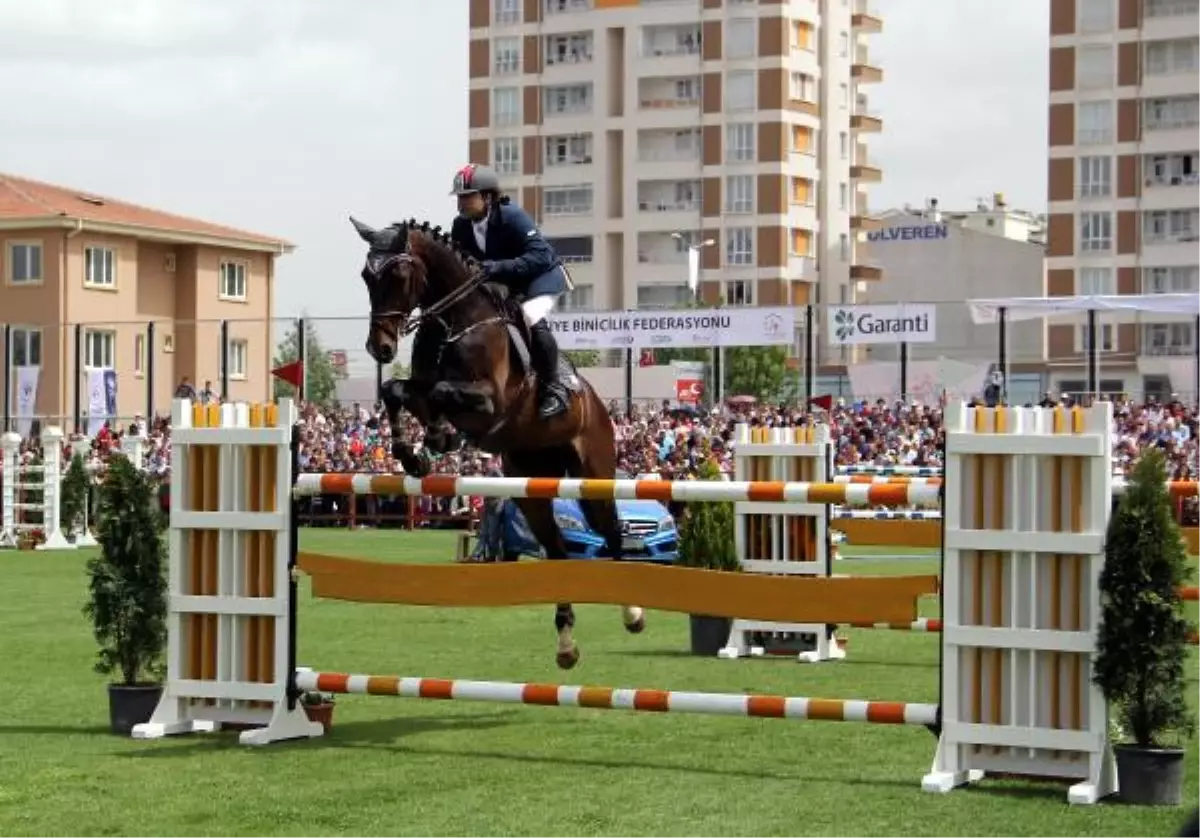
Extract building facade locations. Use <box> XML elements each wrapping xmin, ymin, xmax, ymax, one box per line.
<box><xmin>467</xmin><ymin>0</ymin><xmax>883</xmax><ymax>361</ymax></box>
<box><xmin>0</xmin><ymin>173</ymin><xmax>292</xmax><ymax>427</ymax></box>
<box><xmin>1047</xmin><ymin>0</ymin><xmax>1199</xmax><ymax>399</ymax></box>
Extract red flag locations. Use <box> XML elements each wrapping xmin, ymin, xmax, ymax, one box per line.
<box><xmin>808</xmin><ymin>394</ymin><xmax>833</xmax><ymax>411</ymax></box>
<box><xmin>272</xmin><ymin>360</ymin><xmax>304</xmax><ymax>389</ymax></box>
<box><xmin>639</xmin><ymin>348</ymin><xmax>655</xmax><ymax>367</ymax></box>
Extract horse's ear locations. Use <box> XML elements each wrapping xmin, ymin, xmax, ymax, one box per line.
<box><xmin>349</xmin><ymin>216</ymin><xmax>377</xmax><ymax>242</ymax></box>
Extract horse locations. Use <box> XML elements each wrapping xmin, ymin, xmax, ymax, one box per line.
<box><xmin>351</xmin><ymin>217</ymin><xmax>645</xmax><ymax>669</ymax></box>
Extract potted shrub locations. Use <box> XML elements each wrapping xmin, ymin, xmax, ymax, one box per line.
<box><xmin>82</xmin><ymin>455</ymin><xmax>168</xmax><ymax>735</ymax></box>
<box><xmin>1093</xmin><ymin>448</ymin><xmax>1196</xmax><ymax>805</ymax></box>
<box><xmin>301</xmin><ymin>690</ymin><xmax>336</xmax><ymax>732</ymax></box>
<box><xmin>676</xmin><ymin>452</ymin><xmax>740</xmax><ymax>656</ymax></box>
<box><xmin>61</xmin><ymin>452</ymin><xmax>90</xmax><ymax>544</ymax></box>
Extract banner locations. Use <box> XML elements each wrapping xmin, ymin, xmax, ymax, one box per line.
<box><xmin>549</xmin><ymin>307</ymin><xmax>795</xmax><ymax>351</ymax></box>
<box><xmin>87</xmin><ymin>368</ymin><xmax>118</xmax><ymax>436</ymax></box>
<box><xmin>826</xmin><ymin>303</ymin><xmax>937</xmax><ymax>346</ymax></box>
<box><xmin>15</xmin><ymin>366</ymin><xmax>39</xmax><ymax>438</ymax></box>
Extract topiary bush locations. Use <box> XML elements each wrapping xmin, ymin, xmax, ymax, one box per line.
<box><xmin>676</xmin><ymin>453</ymin><xmax>739</xmax><ymax>572</ymax></box>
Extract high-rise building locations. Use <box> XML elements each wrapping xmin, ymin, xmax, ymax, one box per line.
<box><xmin>467</xmin><ymin>0</ymin><xmax>883</xmax><ymax>347</ymax></box>
<box><xmin>1046</xmin><ymin>0</ymin><xmax>1199</xmax><ymax>399</ymax></box>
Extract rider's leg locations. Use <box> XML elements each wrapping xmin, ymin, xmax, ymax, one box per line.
<box><xmin>521</xmin><ymin>293</ymin><xmax>567</xmax><ymax>419</ymax></box>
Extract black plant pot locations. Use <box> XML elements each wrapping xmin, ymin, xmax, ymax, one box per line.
<box><xmin>689</xmin><ymin>615</ymin><xmax>732</xmax><ymax>657</ymax></box>
<box><xmin>108</xmin><ymin>683</ymin><xmax>163</xmax><ymax>736</ymax></box>
<box><xmin>1114</xmin><ymin>744</ymin><xmax>1186</xmax><ymax>805</ymax></box>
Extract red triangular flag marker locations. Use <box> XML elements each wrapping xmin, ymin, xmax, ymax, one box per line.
<box><xmin>272</xmin><ymin>360</ymin><xmax>304</xmax><ymax>389</ymax></box>
<box><xmin>808</xmin><ymin>394</ymin><xmax>833</xmax><ymax>411</ymax></box>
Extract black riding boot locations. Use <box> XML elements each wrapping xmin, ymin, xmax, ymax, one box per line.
<box><xmin>530</xmin><ymin>320</ymin><xmax>567</xmax><ymax>419</ymax></box>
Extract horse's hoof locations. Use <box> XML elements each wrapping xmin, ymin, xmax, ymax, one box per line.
<box><xmin>556</xmin><ymin>647</ymin><xmax>580</xmax><ymax>670</ymax></box>
<box><xmin>624</xmin><ymin>616</ymin><xmax>646</xmax><ymax>635</ymax></box>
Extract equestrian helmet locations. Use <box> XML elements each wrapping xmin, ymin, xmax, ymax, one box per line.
<box><xmin>450</xmin><ymin>163</ymin><xmax>501</xmax><ymax>196</ymax></box>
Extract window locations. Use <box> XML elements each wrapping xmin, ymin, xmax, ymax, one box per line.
<box><xmin>789</xmin><ymin>72</ymin><xmax>814</xmax><ymax>102</ymax></box>
<box><xmin>543</xmin><ymin>184</ymin><xmax>593</xmax><ymax>215</ymax></box>
<box><xmin>1143</xmin><ymin>265</ymin><xmax>1200</xmax><ymax>293</ymax></box>
<box><xmin>839</xmin><ymin>82</ymin><xmax>849</xmax><ymax>108</ymax></box>
<box><xmin>725</xmin><ymin>123</ymin><xmax>754</xmax><ymax>162</ymax></box>
<box><xmin>725</xmin><ymin>175</ymin><xmax>753</xmax><ymax>213</ymax></box>
<box><xmin>1144</xmin><ymin>152</ymin><xmax>1198</xmax><ymax>185</ymax></box>
<box><xmin>791</xmin><ymin>229</ymin><xmax>811</xmax><ymax>256</ymax></box>
<box><xmin>791</xmin><ymin>177</ymin><xmax>812</xmax><ymax>205</ymax></box>
<box><xmin>726</xmin><ymin>18</ymin><xmax>755</xmax><ymax>58</ymax></box>
<box><xmin>493</xmin><ymin>0</ymin><xmax>520</xmax><ymax>24</ymax></box>
<box><xmin>1145</xmin><ymin>38</ymin><xmax>1200</xmax><ymax>76</ymax></box>
<box><xmin>562</xmin><ymin>284</ymin><xmax>594</xmax><ymax>310</ymax></box>
<box><xmin>546</xmin><ymin>33</ymin><xmax>591</xmax><ymax>64</ymax></box>
<box><xmin>1077</xmin><ymin>0</ymin><xmax>1114</xmax><ymax>32</ymax></box>
<box><xmin>674</xmin><ymin>78</ymin><xmax>698</xmax><ymax>103</ymax></box>
<box><xmin>1079</xmin><ymin>211</ymin><xmax>1112</xmax><ymax>251</ymax></box>
<box><xmin>544</xmin><ymin>83</ymin><xmax>590</xmax><ymax>115</ymax></box>
<box><xmin>1078</xmin><ymin>156</ymin><xmax>1111</xmax><ymax>197</ymax></box>
<box><xmin>637</xmin><ymin>284</ymin><xmax>690</xmax><ymax>308</ymax></box>
<box><xmin>791</xmin><ymin>20</ymin><xmax>813</xmax><ymax>51</ymax></box>
<box><xmin>1147</xmin><ymin>0</ymin><xmax>1200</xmax><ymax>16</ymax></box>
<box><xmin>493</xmin><ymin>137</ymin><xmax>520</xmax><ymax>174</ymax></box>
<box><xmin>134</xmin><ymin>333</ymin><xmax>145</xmax><ymax>375</ymax></box>
<box><xmin>1076</xmin><ymin>44</ymin><xmax>1113</xmax><ymax>88</ymax></box>
<box><xmin>494</xmin><ymin>37</ymin><xmax>520</xmax><ymax>74</ymax></box>
<box><xmin>546</xmin><ymin>134</ymin><xmax>591</xmax><ymax>165</ymax></box>
<box><xmin>839</xmin><ymin>233</ymin><xmax>850</xmax><ymax>261</ymax></box>
<box><xmin>6</xmin><ymin>242</ymin><xmax>42</xmax><ymax>284</ymax></box>
<box><xmin>839</xmin><ymin>182</ymin><xmax>848</xmax><ymax>210</ymax></box>
<box><xmin>85</xmin><ymin>329</ymin><xmax>116</xmax><ymax>369</ymax></box>
<box><xmin>724</xmin><ymin>280</ymin><xmax>754</xmax><ymax>306</ymax></box>
<box><xmin>725</xmin><ymin>228</ymin><xmax>754</xmax><ymax>265</ymax></box>
<box><xmin>493</xmin><ymin>86</ymin><xmax>520</xmax><ymax>124</ymax></box>
<box><xmin>1144</xmin><ymin>96</ymin><xmax>1200</xmax><ymax>130</ymax></box>
<box><xmin>1077</xmin><ymin>321</ymin><xmax>1115</xmax><ymax>352</ymax></box>
<box><xmin>1143</xmin><ymin>209</ymin><xmax>1199</xmax><ymax>242</ymax></box>
<box><xmin>1078</xmin><ymin>266</ymin><xmax>1114</xmax><ymax>295</ymax></box>
<box><xmin>9</xmin><ymin>328</ymin><xmax>41</xmax><ymax>367</ymax></box>
<box><xmin>1077</xmin><ymin>100</ymin><xmax>1113</xmax><ymax>144</ymax></box>
<box><xmin>219</xmin><ymin>261</ymin><xmax>247</xmax><ymax>300</ymax></box>
<box><xmin>725</xmin><ymin>71</ymin><xmax>755</xmax><ymax>110</ymax></box>
<box><xmin>84</xmin><ymin>246</ymin><xmax>115</xmax><ymax>288</ymax></box>
<box><xmin>1144</xmin><ymin>322</ymin><xmax>1197</xmax><ymax>355</ymax></box>
<box><xmin>791</xmin><ymin>125</ymin><xmax>814</xmax><ymax>154</ymax></box>
<box><xmin>838</xmin><ymin>31</ymin><xmax>849</xmax><ymax>57</ymax></box>
<box><xmin>224</xmin><ymin>339</ymin><xmax>248</xmax><ymax>380</ymax></box>
<box><xmin>839</xmin><ymin>131</ymin><xmax>848</xmax><ymax>160</ymax></box>
<box><xmin>548</xmin><ymin>235</ymin><xmax>593</xmax><ymax>263</ymax></box>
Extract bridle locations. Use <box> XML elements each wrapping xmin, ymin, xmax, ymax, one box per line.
<box><xmin>368</xmin><ymin>247</ymin><xmax>501</xmax><ymax>346</ymax></box>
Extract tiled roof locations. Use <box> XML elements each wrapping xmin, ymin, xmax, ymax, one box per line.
<box><xmin>0</xmin><ymin>172</ymin><xmax>292</xmax><ymax>249</ymax></box>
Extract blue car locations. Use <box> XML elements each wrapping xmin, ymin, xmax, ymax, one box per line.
<box><xmin>552</xmin><ymin>496</ymin><xmax>678</xmax><ymax>563</ymax></box>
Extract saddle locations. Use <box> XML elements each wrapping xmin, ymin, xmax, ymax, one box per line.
<box><xmin>479</xmin><ymin>283</ymin><xmax>582</xmax><ymax>394</ymax></box>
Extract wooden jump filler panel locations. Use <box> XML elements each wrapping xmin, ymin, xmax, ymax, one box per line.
<box><xmin>923</xmin><ymin>403</ymin><xmax>1117</xmax><ymax>805</ymax></box>
<box><xmin>131</xmin><ymin>398</ymin><xmax>322</xmax><ymax>746</ymax></box>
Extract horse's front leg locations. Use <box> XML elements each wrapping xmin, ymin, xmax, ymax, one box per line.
<box><xmin>381</xmin><ymin>378</ymin><xmax>438</xmax><ymax>477</ymax></box>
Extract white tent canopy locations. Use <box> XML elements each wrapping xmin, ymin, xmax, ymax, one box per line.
<box><xmin>967</xmin><ymin>293</ymin><xmax>1199</xmax><ymax>325</ymax></box>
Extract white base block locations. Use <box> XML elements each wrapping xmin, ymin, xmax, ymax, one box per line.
<box><xmin>132</xmin><ymin>719</ymin><xmax>220</xmax><ymax>739</ymax></box>
<box><xmin>36</xmin><ymin>530</ymin><xmax>75</xmax><ymax>551</ymax></box>
<box><xmin>797</xmin><ymin>643</ymin><xmax>847</xmax><ymax>663</ymax></box>
<box><xmin>239</xmin><ymin>706</ymin><xmax>326</xmax><ymax>746</ymax></box>
<box><xmin>75</xmin><ymin>531</ymin><xmax>98</xmax><ymax>548</ymax></box>
<box><xmin>1066</xmin><ymin>781</ymin><xmax>1103</xmax><ymax>806</ymax></box>
<box><xmin>0</xmin><ymin>530</ymin><xmax>17</xmax><ymax>549</ymax></box>
<box><xmin>717</xmin><ymin>645</ymin><xmax>766</xmax><ymax>659</ymax></box>
<box><xmin>920</xmin><ymin>768</ymin><xmax>985</xmax><ymax>795</ymax></box>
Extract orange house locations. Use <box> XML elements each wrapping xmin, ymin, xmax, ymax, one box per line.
<box><xmin>0</xmin><ymin>173</ymin><xmax>293</xmax><ymax>427</ymax></box>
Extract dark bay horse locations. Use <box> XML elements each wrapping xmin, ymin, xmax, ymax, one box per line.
<box><xmin>351</xmin><ymin>217</ymin><xmax>644</xmax><ymax>668</ymax></box>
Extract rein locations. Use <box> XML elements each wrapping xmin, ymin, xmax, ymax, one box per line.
<box><xmin>370</xmin><ymin>250</ymin><xmax>498</xmax><ymax>342</ymax></box>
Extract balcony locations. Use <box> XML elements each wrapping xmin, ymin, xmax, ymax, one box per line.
<box><xmin>640</xmin><ymin>24</ymin><xmax>701</xmax><ymax>59</ymax></box>
<box><xmin>788</xmin><ymin>255</ymin><xmax>816</xmax><ymax>279</ymax></box>
<box><xmin>638</xmin><ymin>77</ymin><xmax>700</xmax><ymax>110</ymax></box>
<box><xmin>544</xmin><ymin>134</ymin><xmax>594</xmax><ymax>168</ymax></box>
<box><xmin>850</xmin><ymin>263</ymin><xmax>883</xmax><ymax>281</ymax></box>
<box><xmin>545</xmin><ymin>33</ymin><xmax>594</xmax><ymax>70</ymax></box>
<box><xmin>850</xmin><ymin>111</ymin><xmax>883</xmax><ymax>132</ymax></box>
<box><xmin>1146</xmin><ymin>0</ymin><xmax>1199</xmax><ymax>16</ymax></box>
<box><xmin>545</xmin><ymin>0</ymin><xmax>591</xmax><ymax>14</ymax></box>
<box><xmin>851</xmin><ymin>63</ymin><xmax>884</xmax><ymax>84</ymax></box>
<box><xmin>544</xmin><ymin>84</ymin><xmax>593</xmax><ymax>120</ymax></box>
<box><xmin>1141</xmin><ymin>323</ymin><xmax>1198</xmax><ymax>357</ymax></box>
<box><xmin>543</xmin><ymin>185</ymin><xmax>594</xmax><ymax>219</ymax></box>
<box><xmin>850</xmin><ymin>214</ymin><xmax>884</xmax><ymax>232</ymax></box>
<box><xmin>851</xmin><ymin>0</ymin><xmax>883</xmax><ymax>33</ymax></box>
<box><xmin>850</xmin><ymin>164</ymin><xmax>883</xmax><ymax>182</ymax></box>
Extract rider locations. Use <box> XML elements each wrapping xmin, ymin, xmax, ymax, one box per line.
<box><xmin>449</xmin><ymin>163</ymin><xmax>570</xmax><ymax>420</ymax></box>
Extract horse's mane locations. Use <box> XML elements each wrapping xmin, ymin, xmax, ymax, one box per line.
<box><xmin>400</xmin><ymin>218</ymin><xmax>484</xmax><ymax>286</ymax></box>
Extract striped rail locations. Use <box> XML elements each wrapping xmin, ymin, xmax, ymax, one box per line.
<box><xmin>830</xmin><ymin>475</ymin><xmax>1197</xmax><ymax>499</ymax></box>
<box><xmin>294</xmin><ymin>670</ymin><xmax>940</xmax><ymax>726</ymax></box>
<box><xmin>835</xmin><ymin>465</ymin><xmax>943</xmax><ymax>476</ymax></box>
<box><xmin>294</xmin><ymin>474</ymin><xmax>943</xmax><ymax>507</ymax></box>
<box><xmin>831</xmin><ymin>510</ymin><xmax>943</xmax><ymax>520</ymax></box>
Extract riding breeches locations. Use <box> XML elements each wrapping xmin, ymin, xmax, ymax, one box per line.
<box><xmin>520</xmin><ymin>292</ymin><xmax>558</xmax><ymax>327</ymax></box>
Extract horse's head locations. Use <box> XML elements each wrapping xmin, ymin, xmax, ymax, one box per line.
<box><xmin>351</xmin><ymin>216</ymin><xmax>427</xmax><ymax>365</ymax></box>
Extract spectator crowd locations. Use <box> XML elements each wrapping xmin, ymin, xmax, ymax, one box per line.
<box><xmin>3</xmin><ymin>392</ymin><xmax>1197</xmax><ymax>525</ymax></box>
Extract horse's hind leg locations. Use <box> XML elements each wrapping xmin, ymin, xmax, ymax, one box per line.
<box><xmin>513</xmin><ymin>495</ymin><xmax>580</xmax><ymax>669</ymax></box>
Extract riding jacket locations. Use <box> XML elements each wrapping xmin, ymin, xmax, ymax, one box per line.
<box><xmin>450</xmin><ymin>197</ymin><xmax>569</xmax><ymax>300</ymax></box>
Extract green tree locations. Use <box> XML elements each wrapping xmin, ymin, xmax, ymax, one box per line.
<box><xmin>1093</xmin><ymin>448</ymin><xmax>1195</xmax><ymax>747</ymax></box>
<box><xmin>61</xmin><ymin>453</ymin><xmax>90</xmax><ymax>540</ymax></box>
<box><xmin>724</xmin><ymin>345</ymin><xmax>789</xmax><ymax>402</ymax></box>
<box><xmin>272</xmin><ymin>318</ymin><xmax>337</xmax><ymax>405</ymax></box>
<box><xmin>83</xmin><ymin>455</ymin><xmax>168</xmax><ymax>686</ymax></box>
<box><xmin>564</xmin><ymin>349</ymin><xmax>601</xmax><ymax>367</ymax></box>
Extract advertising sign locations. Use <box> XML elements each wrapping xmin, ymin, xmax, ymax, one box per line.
<box><xmin>826</xmin><ymin>303</ymin><xmax>938</xmax><ymax>346</ymax></box>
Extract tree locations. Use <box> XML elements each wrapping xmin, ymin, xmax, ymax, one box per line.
<box><xmin>676</xmin><ymin>453</ymin><xmax>739</xmax><ymax>572</ymax></box>
<box><xmin>1093</xmin><ymin>448</ymin><xmax>1195</xmax><ymax>748</ymax></box>
<box><xmin>725</xmin><ymin>345</ymin><xmax>789</xmax><ymax>402</ymax></box>
<box><xmin>564</xmin><ymin>349</ymin><xmax>601</xmax><ymax>368</ymax></box>
<box><xmin>272</xmin><ymin>318</ymin><xmax>338</xmax><ymax>405</ymax></box>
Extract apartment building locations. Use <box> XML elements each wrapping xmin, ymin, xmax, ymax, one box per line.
<box><xmin>467</xmin><ymin>0</ymin><xmax>883</xmax><ymax>358</ymax></box>
<box><xmin>0</xmin><ymin>173</ymin><xmax>292</xmax><ymax>425</ymax></box>
<box><xmin>1047</xmin><ymin>0</ymin><xmax>1199</xmax><ymax>398</ymax></box>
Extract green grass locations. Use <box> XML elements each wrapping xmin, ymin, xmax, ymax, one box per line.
<box><xmin>0</xmin><ymin>529</ymin><xmax>1196</xmax><ymax>836</ymax></box>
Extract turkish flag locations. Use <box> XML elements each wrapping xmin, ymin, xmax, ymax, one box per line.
<box><xmin>808</xmin><ymin>394</ymin><xmax>834</xmax><ymax>412</ymax></box>
<box><xmin>272</xmin><ymin>360</ymin><xmax>304</xmax><ymax>389</ymax></box>
<box><xmin>676</xmin><ymin>378</ymin><xmax>704</xmax><ymax>404</ymax></box>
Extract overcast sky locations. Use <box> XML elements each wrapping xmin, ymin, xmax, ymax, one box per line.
<box><xmin>1</xmin><ymin>0</ymin><xmax>1046</xmax><ymax>359</ymax></box>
